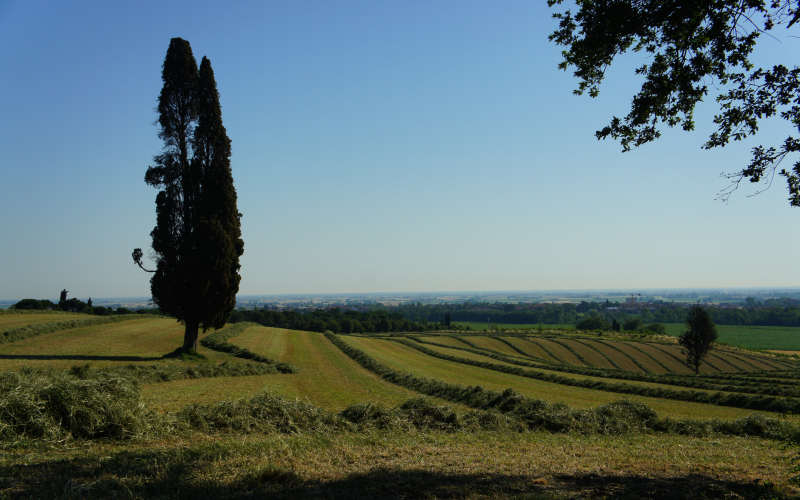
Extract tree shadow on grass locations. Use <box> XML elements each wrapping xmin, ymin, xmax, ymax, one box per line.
<box><xmin>0</xmin><ymin>447</ymin><xmax>788</xmax><ymax>499</ymax></box>
<box><xmin>0</xmin><ymin>354</ymin><xmax>162</xmax><ymax>362</ymax></box>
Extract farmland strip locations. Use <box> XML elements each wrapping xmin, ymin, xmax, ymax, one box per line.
<box><xmin>326</xmin><ymin>333</ymin><xmax>800</xmax><ymax>437</ymax></box>
<box><xmin>394</xmin><ymin>337</ymin><xmax>800</xmax><ymax>414</ymax></box>
<box><xmin>409</xmin><ymin>336</ymin><xmax>800</xmax><ymax>397</ymax></box>
<box><xmin>595</xmin><ymin>340</ymin><xmax>650</xmax><ymax>374</ymax></box>
<box><xmin>522</xmin><ymin>338</ymin><xmax>568</xmax><ymax>364</ymax></box>
<box><xmin>200</xmin><ymin>323</ymin><xmax>296</xmax><ymax>373</ymax></box>
<box><xmin>621</xmin><ymin>342</ymin><xmax>673</xmax><ymax>374</ymax></box>
<box><xmin>0</xmin><ymin>315</ymin><xmax>144</xmax><ymax>345</ymax></box>
<box><xmin>573</xmin><ymin>340</ymin><xmax>624</xmax><ymax>370</ymax></box>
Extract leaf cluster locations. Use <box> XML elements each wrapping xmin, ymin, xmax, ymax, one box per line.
<box><xmin>549</xmin><ymin>0</ymin><xmax>800</xmax><ymax>204</ymax></box>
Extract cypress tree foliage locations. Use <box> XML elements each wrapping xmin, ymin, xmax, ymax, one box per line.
<box><xmin>133</xmin><ymin>38</ymin><xmax>243</xmax><ymax>352</ymax></box>
<box><xmin>679</xmin><ymin>306</ymin><xmax>718</xmax><ymax>375</ymax></box>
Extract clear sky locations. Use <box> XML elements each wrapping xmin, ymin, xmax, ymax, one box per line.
<box><xmin>1</xmin><ymin>0</ymin><xmax>798</xmax><ymax>301</ymax></box>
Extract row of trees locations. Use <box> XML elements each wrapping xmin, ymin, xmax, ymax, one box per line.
<box><xmin>575</xmin><ymin>315</ymin><xmax>666</xmax><ymax>335</ymax></box>
<box><xmin>396</xmin><ymin>301</ymin><xmax>800</xmax><ymax>327</ymax></box>
<box><xmin>230</xmin><ymin>308</ymin><xmax>437</xmax><ymax>334</ymax></box>
<box><xmin>11</xmin><ymin>297</ymin><xmax>149</xmax><ymax>316</ymax></box>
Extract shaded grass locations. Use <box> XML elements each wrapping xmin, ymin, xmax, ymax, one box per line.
<box><xmin>1</xmin><ymin>431</ymin><xmax>794</xmax><ymax>498</ymax></box>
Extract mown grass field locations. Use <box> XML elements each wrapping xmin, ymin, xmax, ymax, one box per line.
<box><xmin>143</xmin><ymin>326</ymin><xmax>434</xmax><ymax>411</ymax></box>
<box><xmin>455</xmin><ymin>321</ymin><xmax>800</xmax><ymax>350</ymax></box>
<box><xmin>1</xmin><ymin>311</ymin><xmax>800</xmax><ymax>498</ymax></box>
<box><xmin>0</xmin><ymin>316</ymin><xmax>232</xmax><ymax>371</ymax></box>
<box><xmin>454</xmin><ymin>321</ymin><xmax>575</xmax><ymax>331</ymax></box>
<box><xmin>0</xmin><ymin>310</ymin><xmax>92</xmax><ymax>330</ymax></box>
<box><xmin>341</xmin><ymin>335</ymin><xmax>799</xmax><ymax>421</ymax></box>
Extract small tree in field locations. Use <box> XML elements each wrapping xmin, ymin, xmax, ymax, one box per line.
<box><xmin>679</xmin><ymin>306</ymin><xmax>717</xmax><ymax>374</ymax></box>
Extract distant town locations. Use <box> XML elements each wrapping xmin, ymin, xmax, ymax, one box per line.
<box><xmin>4</xmin><ymin>287</ymin><xmax>798</xmax><ymax>311</ymax></box>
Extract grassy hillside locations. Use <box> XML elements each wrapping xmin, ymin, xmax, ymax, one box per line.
<box><xmin>1</xmin><ymin>311</ymin><xmax>799</xmax><ymax>498</ymax></box>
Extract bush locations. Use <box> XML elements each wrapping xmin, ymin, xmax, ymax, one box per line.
<box><xmin>643</xmin><ymin>323</ymin><xmax>667</xmax><ymax>335</ymax></box>
<box><xmin>576</xmin><ymin>315</ymin><xmax>609</xmax><ymax>331</ymax></box>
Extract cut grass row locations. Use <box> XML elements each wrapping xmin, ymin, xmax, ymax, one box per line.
<box><xmin>0</xmin><ymin>317</ymin><xmax>239</xmax><ymax>371</ymax></box>
<box><xmin>200</xmin><ymin>322</ymin><xmax>296</xmax><ymax>372</ymax></box>
<box><xmin>336</xmin><ymin>334</ymin><xmax>798</xmax><ymax>421</ymax></box>
<box><xmin>418</xmin><ymin>333</ymin><xmax>795</xmax><ymax>375</ymax></box>
<box><xmin>454</xmin><ymin>321</ymin><xmax>800</xmax><ymax>350</ymax></box>
<box><xmin>0</xmin><ymin>311</ymin><xmax>94</xmax><ymax>330</ymax></box>
<box><xmin>396</xmin><ymin>338</ymin><xmax>800</xmax><ymax>414</ymax></box>
<box><xmin>0</xmin><ymin>315</ymin><xmax>146</xmax><ymax>345</ymax></box>
<box><xmin>143</xmin><ymin>327</ymin><xmax>435</xmax><ymax>412</ymax></box>
<box><xmin>411</xmin><ymin>336</ymin><xmax>800</xmax><ymax>398</ymax></box>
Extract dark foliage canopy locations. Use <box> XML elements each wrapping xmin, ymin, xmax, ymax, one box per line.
<box><xmin>679</xmin><ymin>305</ymin><xmax>718</xmax><ymax>374</ymax></box>
<box><xmin>548</xmin><ymin>0</ymin><xmax>800</xmax><ymax>205</ymax></box>
<box><xmin>230</xmin><ymin>308</ymin><xmax>436</xmax><ymax>334</ymax></box>
<box><xmin>134</xmin><ymin>38</ymin><xmax>243</xmax><ymax>349</ymax></box>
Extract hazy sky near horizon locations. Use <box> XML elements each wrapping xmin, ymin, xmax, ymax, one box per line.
<box><xmin>1</xmin><ymin>0</ymin><xmax>799</xmax><ymax>301</ymax></box>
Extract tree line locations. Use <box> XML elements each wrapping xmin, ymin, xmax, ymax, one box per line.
<box><xmin>11</xmin><ymin>297</ymin><xmax>154</xmax><ymax>316</ymax></box>
<box><xmin>395</xmin><ymin>300</ymin><xmax>800</xmax><ymax>327</ymax></box>
<box><xmin>229</xmin><ymin>308</ymin><xmax>437</xmax><ymax>334</ymax></box>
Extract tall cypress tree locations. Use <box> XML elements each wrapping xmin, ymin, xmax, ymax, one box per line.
<box><xmin>134</xmin><ymin>38</ymin><xmax>243</xmax><ymax>352</ymax></box>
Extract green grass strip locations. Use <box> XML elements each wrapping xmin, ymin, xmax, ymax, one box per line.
<box><xmin>0</xmin><ymin>315</ymin><xmax>148</xmax><ymax>344</ymax></box>
<box><xmin>200</xmin><ymin>323</ymin><xmax>296</xmax><ymax>373</ymax></box>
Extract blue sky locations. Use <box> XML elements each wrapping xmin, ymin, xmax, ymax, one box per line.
<box><xmin>1</xmin><ymin>0</ymin><xmax>798</xmax><ymax>300</ymax></box>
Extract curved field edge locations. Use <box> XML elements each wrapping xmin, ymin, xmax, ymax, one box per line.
<box><xmin>200</xmin><ymin>323</ymin><xmax>296</xmax><ymax>372</ymax></box>
<box><xmin>144</xmin><ymin>327</ymin><xmax>441</xmax><ymax>412</ymax></box>
<box><xmin>327</xmin><ymin>333</ymin><xmax>800</xmax><ymax>432</ymax></box>
<box><xmin>407</xmin><ymin>338</ymin><xmax>800</xmax><ymax>400</ymax></box>
<box><xmin>408</xmin><ymin>335</ymin><xmax>800</xmax><ymax>399</ymax></box>
<box><xmin>394</xmin><ymin>338</ymin><xmax>800</xmax><ymax>414</ymax></box>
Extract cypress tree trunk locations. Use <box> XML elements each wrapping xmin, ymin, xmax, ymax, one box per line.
<box><xmin>183</xmin><ymin>321</ymin><xmax>199</xmax><ymax>352</ymax></box>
